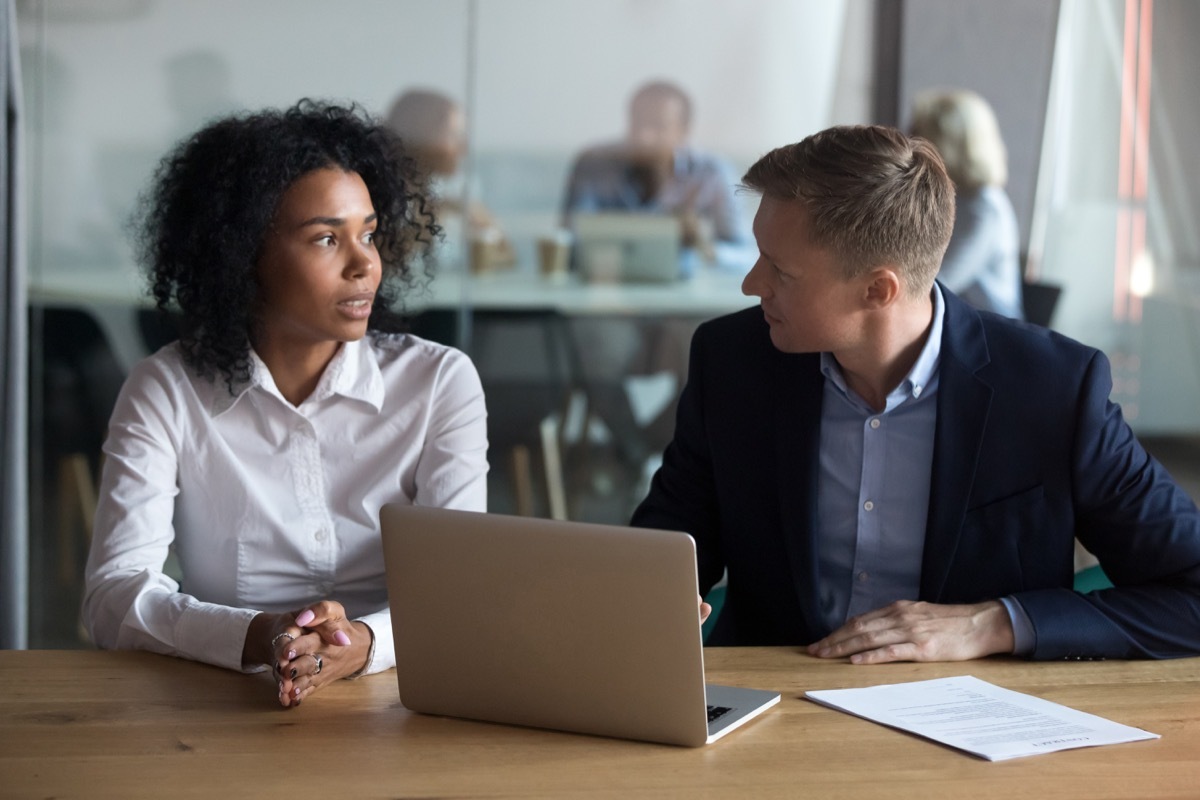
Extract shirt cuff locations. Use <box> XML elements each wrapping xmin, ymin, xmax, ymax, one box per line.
<box><xmin>999</xmin><ymin>595</ymin><xmax>1036</xmax><ymax>656</ymax></box>
<box><xmin>173</xmin><ymin>601</ymin><xmax>261</xmax><ymax>672</ymax></box>
<box><xmin>354</xmin><ymin>609</ymin><xmax>394</xmax><ymax>675</ymax></box>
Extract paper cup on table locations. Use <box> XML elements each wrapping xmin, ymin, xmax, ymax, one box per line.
<box><xmin>469</xmin><ymin>227</ymin><xmax>507</xmax><ymax>274</ymax></box>
<box><xmin>538</xmin><ymin>230</ymin><xmax>572</xmax><ymax>278</ymax></box>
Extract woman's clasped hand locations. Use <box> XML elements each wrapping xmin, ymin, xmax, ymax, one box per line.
<box><xmin>251</xmin><ymin>601</ymin><xmax>373</xmax><ymax>708</ymax></box>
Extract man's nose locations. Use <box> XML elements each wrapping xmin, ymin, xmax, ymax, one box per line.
<box><xmin>742</xmin><ymin>258</ymin><xmax>767</xmax><ymax>297</ymax></box>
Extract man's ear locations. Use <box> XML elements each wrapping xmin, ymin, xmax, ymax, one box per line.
<box><xmin>862</xmin><ymin>266</ymin><xmax>903</xmax><ymax>309</ymax></box>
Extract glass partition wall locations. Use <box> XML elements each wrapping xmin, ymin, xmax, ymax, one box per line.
<box><xmin>21</xmin><ymin>0</ymin><xmax>1200</xmax><ymax>649</ymax></box>
<box><xmin>1029</xmin><ymin>0</ymin><xmax>1200</xmax><ymax>498</ymax></box>
<box><xmin>19</xmin><ymin>0</ymin><xmax>871</xmax><ymax>646</ymax></box>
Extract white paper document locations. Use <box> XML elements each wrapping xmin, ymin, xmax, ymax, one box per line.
<box><xmin>806</xmin><ymin>675</ymin><xmax>1159</xmax><ymax>761</ymax></box>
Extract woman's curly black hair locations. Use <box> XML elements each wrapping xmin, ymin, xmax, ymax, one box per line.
<box><xmin>134</xmin><ymin>98</ymin><xmax>439</xmax><ymax>390</ymax></box>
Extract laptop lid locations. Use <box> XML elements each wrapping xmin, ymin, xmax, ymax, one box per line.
<box><xmin>573</xmin><ymin>212</ymin><xmax>681</xmax><ymax>284</ymax></box>
<box><xmin>380</xmin><ymin>505</ymin><xmax>779</xmax><ymax>746</ymax></box>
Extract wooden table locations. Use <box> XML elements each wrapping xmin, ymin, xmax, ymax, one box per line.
<box><xmin>2</xmin><ymin>648</ymin><xmax>1196</xmax><ymax>799</ymax></box>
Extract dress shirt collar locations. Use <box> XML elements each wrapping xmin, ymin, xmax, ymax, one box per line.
<box><xmin>210</xmin><ymin>337</ymin><xmax>386</xmax><ymax>417</ymax></box>
<box><xmin>819</xmin><ymin>283</ymin><xmax>946</xmax><ymax>412</ymax></box>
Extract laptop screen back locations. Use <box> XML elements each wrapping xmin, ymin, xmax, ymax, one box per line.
<box><xmin>573</xmin><ymin>212</ymin><xmax>681</xmax><ymax>284</ymax></box>
<box><xmin>380</xmin><ymin>505</ymin><xmax>713</xmax><ymax>745</ymax></box>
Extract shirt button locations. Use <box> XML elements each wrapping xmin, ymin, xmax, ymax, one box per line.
<box><xmin>913</xmin><ymin>385</ymin><xmax>923</xmax><ymax>397</ymax></box>
<box><xmin>863</xmin><ymin>500</ymin><xmax>875</xmax><ymax>511</ymax></box>
<box><xmin>314</xmin><ymin>529</ymin><xmax>328</xmax><ymax>542</ymax></box>
<box><xmin>857</xmin><ymin>571</ymin><xmax>869</xmax><ymax>583</ymax></box>
<box><xmin>869</xmin><ymin>418</ymin><xmax>881</xmax><ymax>429</ymax></box>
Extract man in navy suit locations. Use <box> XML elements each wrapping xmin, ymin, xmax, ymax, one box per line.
<box><xmin>632</xmin><ymin>125</ymin><xmax>1200</xmax><ymax>661</ymax></box>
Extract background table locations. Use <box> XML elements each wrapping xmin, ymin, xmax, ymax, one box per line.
<box><xmin>28</xmin><ymin>265</ymin><xmax>754</xmax><ymax>370</ymax></box>
<box><xmin>2</xmin><ymin>647</ymin><xmax>1196</xmax><ymax>799</ymax></box>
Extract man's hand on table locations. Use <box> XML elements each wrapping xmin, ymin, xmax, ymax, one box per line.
<box><xmin>807</xmin><ymin>599</ymin><xmax>1015</xmax><ymax>663</ymax></box>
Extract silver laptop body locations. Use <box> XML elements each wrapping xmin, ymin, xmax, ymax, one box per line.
<box><xmin>380</xmin><ymin>504</ymin><xmax>780</xmax><ymax>747</ymax></box>
<box><xmin>573</xmin><ymin>212</ymin><xmax>681</xmax><ymax>284</ymax></box>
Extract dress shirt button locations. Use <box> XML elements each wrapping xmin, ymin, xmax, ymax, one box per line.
<box><xmin>314</xmin><ymin>529</ymin><xmax>328</xmax><ymax>543</ymax></box>
<box><xmin>912</xmin><ymin>385</ymin><xmax>923</xmax><ymax>397</ymax></box>
<box><xmin>863</xmin><ymin>500</ymin><xmax>875</xmax><ymax>511</ymax></box>
<box><xmin>869</xmin><ymin>418</ymin><xmax>881</xmax><ymax>429</ymax></box>
<box><xmin>857</xmin><ymin>571</ymin><xmax>869</xmax><ymax>583</ymax></box>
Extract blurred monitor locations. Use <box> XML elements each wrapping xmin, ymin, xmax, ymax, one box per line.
<box><xmin>574</xmin><ymin>212</ymin><xmax>681</xmax><ymax>284</ymax></box>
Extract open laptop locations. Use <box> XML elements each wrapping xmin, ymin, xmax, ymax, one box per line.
<box><xmin>573</xmin><ymin>212</ymin><xmax>681</xmax><ymax>284</ymax></box>
<box><xmin>380</xmin><ymin>504</ymin><xmax>780</xmax><ymax>746</ymax></box>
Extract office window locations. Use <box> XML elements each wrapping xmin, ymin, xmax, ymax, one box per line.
<box><xmin>1029</xmin><ymin>0</ymin><xmax>1200</xmax><ymax>494</ymax></box>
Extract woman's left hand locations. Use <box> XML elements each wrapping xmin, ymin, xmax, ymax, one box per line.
<box><xmin>275</xmin><ymin>600</ymin><xmax>371</xmax><ymax>708</ymax></box>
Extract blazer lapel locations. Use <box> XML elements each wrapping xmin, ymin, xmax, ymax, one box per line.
<box><xmin>921</xmin><ymin>291</ymin><xmax>993</xmax><ymax>601</ymax></box>
<box><xmin>774</xmin><ymin>351</ymin><xmax>827</xmax><ymax>637</ymax></box>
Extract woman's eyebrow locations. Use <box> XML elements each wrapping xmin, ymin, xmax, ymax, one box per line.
<box><xmin>297</xmin><ymin>212</ymin><xmax>377</xmax><ymax>227</ymax></box>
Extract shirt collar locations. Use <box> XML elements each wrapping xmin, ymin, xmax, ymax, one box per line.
<box><xmin>209</xmin><ymin>338</ymin><xmax>385</xmax><ymax>417</ymax></box>
<box><xmin>906</xmin><ymin>282</ymin><xmax>945</xmax><ymax>399</ymax></box>
<box><xmin>819</xmin><ymin>283</ymin><xmax>945</xmax><ymax>411</ymax></box>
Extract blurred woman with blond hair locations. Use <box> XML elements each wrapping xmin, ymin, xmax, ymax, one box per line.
<box><xmin>911</xmin><ymin>89</ymin><xmax>1023</xmax><ymax>319</ymax></box>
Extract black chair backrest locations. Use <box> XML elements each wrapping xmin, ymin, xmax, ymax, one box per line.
<box><xmin>1022</xmin><ymin>280</ymin><xmax>1063</xmax><ymax>328</ymax></box>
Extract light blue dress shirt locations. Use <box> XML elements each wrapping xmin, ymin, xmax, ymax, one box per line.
<box><xmin>816</xmin><ymin>287</ymin><xmax>943</xmax><ymax>628</ymax></box>
<box><xmin>814</xmin><ymin>285</ymin><xmax>1033</xmax><ymax>653</ymax></box>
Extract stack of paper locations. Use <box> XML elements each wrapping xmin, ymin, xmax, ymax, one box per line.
<box><xmin>805</xmin><ymin>675</ymin><xmax>1159</xmax><ymax>761</ymax></box>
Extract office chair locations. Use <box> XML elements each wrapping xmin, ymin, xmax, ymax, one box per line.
<box><xmin>1021</xmin><ymin>279</ymin><xmax>1063</xmax><ymax>328</ymax></box>
<box><xmin>32</xmin><ymin>307</ymin><xmax>125</xmax><ymax>644</ymax></box>
<box><xmin>137</xmin><ymin>307</ymin><xmax>184</xmax><ymax>353</ymax></box>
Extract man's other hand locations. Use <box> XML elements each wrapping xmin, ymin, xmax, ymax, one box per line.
<box><xmin>807</xmin><ymin>599</ymin><xmax>1015</xmax><ymax>663</ymax></box>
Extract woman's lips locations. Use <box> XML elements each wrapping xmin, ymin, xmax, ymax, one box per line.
<box><xmin>338</xmin><ymin>294</ymin><xmax>374</xmax><ymax>320</ymax></box>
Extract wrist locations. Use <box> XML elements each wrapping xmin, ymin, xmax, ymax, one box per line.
<box><xmin>982</xmin><ymin>600</ymin><xmax>1016</xmax><ymax>656</ymax></box>
<box><xmin>345</xmin><ymin>621</ymin><xmax>375</xmax><ymax>679</ymax></box>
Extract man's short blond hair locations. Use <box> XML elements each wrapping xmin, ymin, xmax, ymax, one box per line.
<box><xmin>742</xmin><ymin>125</ymin><xmax>955</xmax><ymax>295</ymax></box>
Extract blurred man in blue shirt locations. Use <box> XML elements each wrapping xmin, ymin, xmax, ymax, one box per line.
<box><xmin>562</xmin><ymin>80</ymin><xmax>754</xmax><ymax>275</ymax></box>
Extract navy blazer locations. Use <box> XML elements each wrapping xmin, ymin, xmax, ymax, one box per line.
<box><xmin>632</xmin><ymin>288</ymin><xmax>1200</xmax><ymax>659</ymax></box>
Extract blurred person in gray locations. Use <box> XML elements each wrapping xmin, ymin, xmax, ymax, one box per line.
<box><xmin>562</xmin><ymin>79</ymin><xmax>753</xmax><ymax>274</ymax></box>
<box><xmin>561</xmin><ymin>81</ymin><xmax>754</xmax><ymax>493</ymax></box>
<box><xmin>386</xmin><ymin>89</ymin><xmax>512</xmax><ymax>270</ymax></box>
<box><xmin>911</xmin><ymin>89</ymin><xmax>1023</xmax><ymax>319</ymax></box>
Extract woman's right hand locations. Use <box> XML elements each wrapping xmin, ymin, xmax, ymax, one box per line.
<box><xmin>242</xmin><ymin>612</ymin><xmax>298</xmax><ymax>668</ymax></box>
<box><xmin>242</xmin><ymin>612</ymin><xmax>307</xmax><ymax>705</ymax></box>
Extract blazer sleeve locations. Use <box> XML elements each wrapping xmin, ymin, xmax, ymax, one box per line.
<box><xmin>630</xmin><ymin>325</ymin><xmax>726</xmax><ymax>596</ymax></box>
<box><xmin>1014</xmin><ymin>350</ymin><xmax>1200</xmax><ymax>659</ymax></box>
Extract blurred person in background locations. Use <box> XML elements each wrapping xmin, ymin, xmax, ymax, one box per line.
<box><xmin>911</xmin><ymin>89</ymin><xmax>1023</xmax><ymax>319</ymax></box>
<box><xmin>386</xmin><ymin>88</ymin><xmax>513</xmax><ymax>271</ymax></box>
<box><xmin>562</xmin><ymin>79</ymin><xmax>753</xmax><ymax>274</ymax></box>
<box><xmin>561</xmin><ymin>81</ymin><xmax>754</xmax><ymax>499</ymax></box>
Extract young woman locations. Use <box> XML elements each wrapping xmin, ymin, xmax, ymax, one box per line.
<box><xmin>83</xmin><ymin>101</ymin><xmax>488</xmax><ymax>708</ymax></box>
